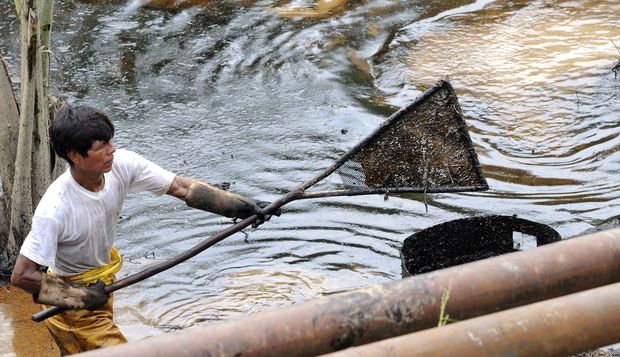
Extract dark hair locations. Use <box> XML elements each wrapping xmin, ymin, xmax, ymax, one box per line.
<box><xmin>51</xmin><ymin>105</ymin><xmax>115</xmax><ymax>166</ymax></box>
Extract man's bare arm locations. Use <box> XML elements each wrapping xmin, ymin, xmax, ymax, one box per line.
<box><xmin>11</xmin><ymin>254</ymin><xmax>43</xmax><ymax>295</ymax></box>
<box><xmin>166</xmin><ymin>175</ymin><xmax>196</xmax><ymax>201</ymax></box>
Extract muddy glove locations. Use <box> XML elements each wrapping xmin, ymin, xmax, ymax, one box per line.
<box><xmin>252</xmin><ymin>200</ymin><xmax>282</xmax><ymax>228</ymax></box>
<box><xmin>186</xmin><ymin>181</ymin><xmax>280</xmax><ymax>227</ymax></box>
<box><xmin>35</xmin><ymin>273</ymin><xmax>108</xmax><ymax>310</ymax></box>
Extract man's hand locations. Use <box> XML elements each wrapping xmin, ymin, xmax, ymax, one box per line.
<box><xmin>35</xmin><ymin>274</ymin><xmax>109</xmax><ymax>310</ymax></box>
<box><xmin>250</xmin><ymin>201</ymin><xmax>282</xmax><ymax>228</ymax></box>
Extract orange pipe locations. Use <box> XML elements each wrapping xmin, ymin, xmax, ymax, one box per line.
<box><xmin>324</xmin><ymin>282</ymin><xmax>620</xmax><ymax>357</ymax></box>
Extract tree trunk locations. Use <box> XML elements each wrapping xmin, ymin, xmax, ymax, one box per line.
<box><xmin>32</xmin><ymin>0</ymin><xmax>55</xmax><ymax>204</ymax></box>
<box><xmin>9</xmin><ymin>1</ymin><xmax>38</xmax><ymax>254</ymax></box>
<box><xmin>0</xmin><ymin>55</ymin><xmax>19</xmax><ymax>202</ymax></box>
<box><xmin>0</xmin><ymin>196</ymin><xmax>11</xmax><ymax>273</ymax></box>
<box><xmin>0</xmin><ymin>54</ymin><xmax>20</xmax><ymax>269</ymax></box>
<box><xmin>38</xmin><ymin>0</ymin><xmax>53</xmax><ymax>95</ymax></box>
<box><xmin>31</xmin><ymin>13</ymin><xmax>52</xmax><ymax>207</ymax></box>
<box><xmin>0</xmin><ymin>0</ymin><xmax>58</xmax><ymax>271</ymax></box>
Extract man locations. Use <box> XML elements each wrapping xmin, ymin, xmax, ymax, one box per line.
<box><xmin>10</xmin><ymin>105</ymin><xmax>276</xmax><ymax>354</ymax></box>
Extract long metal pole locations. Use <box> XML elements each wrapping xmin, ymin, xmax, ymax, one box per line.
<box><xmin>323</xmin><ymin>282</ymin><xmax>620</xmax><ymax>357</ymax></box>
<box><xmin>77</xmin><ymin>229</ymin><xmax>620</xmax><ymax>357</ymax></box>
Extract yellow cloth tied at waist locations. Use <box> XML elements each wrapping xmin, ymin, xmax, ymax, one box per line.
<box><xmin>49</xmin><ymin>246</ymin><xmax>123</xmax><ymax>286</ymax></box>
<box><xmin>44</xmin><ymin>247</ymin><xmax>127</xmax><ymax>354</ymax></box>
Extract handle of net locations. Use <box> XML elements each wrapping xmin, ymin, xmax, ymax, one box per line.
<box><xmin>32</xmin><ymin>305</ymin><xmax>66</xmax><ymax>322</ymax></box>
<box><xmin>31</xmin><ymin>196</ymin><xmax>296</xmax><ymax>323</ymax></box>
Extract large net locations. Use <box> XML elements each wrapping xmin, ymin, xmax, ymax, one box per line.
<box><xmin>335</xmin><ymin>78</ymin><xmax>487</xmax><ymax>193</ymax></box>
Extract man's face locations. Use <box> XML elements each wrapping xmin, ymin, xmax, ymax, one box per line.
<box><xmin>72</xmin><ymin>140</ymin><xmax>116</xmax><ymax>174</ymax></box>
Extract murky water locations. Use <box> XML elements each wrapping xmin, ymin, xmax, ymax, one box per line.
<box><xmin>1</xmin><ymin>0</ymin><xmax>619</xmax><ymax>340</ymax></box>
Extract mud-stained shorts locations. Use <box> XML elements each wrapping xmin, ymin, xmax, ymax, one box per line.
<box><xmin>44</xmin><ymin>294</ymin><xmax>127</xmax><ymax>355</ymax></box>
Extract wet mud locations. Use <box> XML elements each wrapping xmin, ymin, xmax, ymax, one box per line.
<box><xmin>0</xmin><ymin>281</ymin><xmax>59</xmax><ymax>357</ymax></box>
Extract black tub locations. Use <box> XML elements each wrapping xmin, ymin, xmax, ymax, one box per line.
<box><xmin>401</xmin><ymin>215</ymin><xmax>561</xmax><ymax>277</ymax></box>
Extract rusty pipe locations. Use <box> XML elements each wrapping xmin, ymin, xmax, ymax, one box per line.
<box><xmin>323</xmin><ymin>282</ymin><xmax>620</xmax><ymax>357</ymax></box>
<box><xmin>79</xmin><ymin>229</ymin><xmax>620</xmax><ymax>357</ymax></box>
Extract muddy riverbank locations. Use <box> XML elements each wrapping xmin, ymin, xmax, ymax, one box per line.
<box><xmin>0</xmin><ymin>280</ymin><xmax>59</xmax><ymax>357</ymax></box>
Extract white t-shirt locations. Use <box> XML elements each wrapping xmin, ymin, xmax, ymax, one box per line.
<box><xmin>20</xmin><ymin>149</ymin><xmax>176</xmax><ymax>276</ymax></box>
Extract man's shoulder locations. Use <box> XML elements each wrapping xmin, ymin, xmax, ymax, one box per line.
<box><xmin>111</xmin><ymin>149</ymin><xmax>138</xmax><ymax>171</ymax></box>
<box><xmin>35</xmin><ymin>172</ymin><xmax>73</xmax><ymax>218</ymax></box>
<box><xmin>110</xmin><ymin>148</ymin><xmax>157</xmax><ymax>184</ymax></box>
<box><xmin>45</xmin><ymin>170</ymin><xmax>72</xmax><ymax>197</ymax></box>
